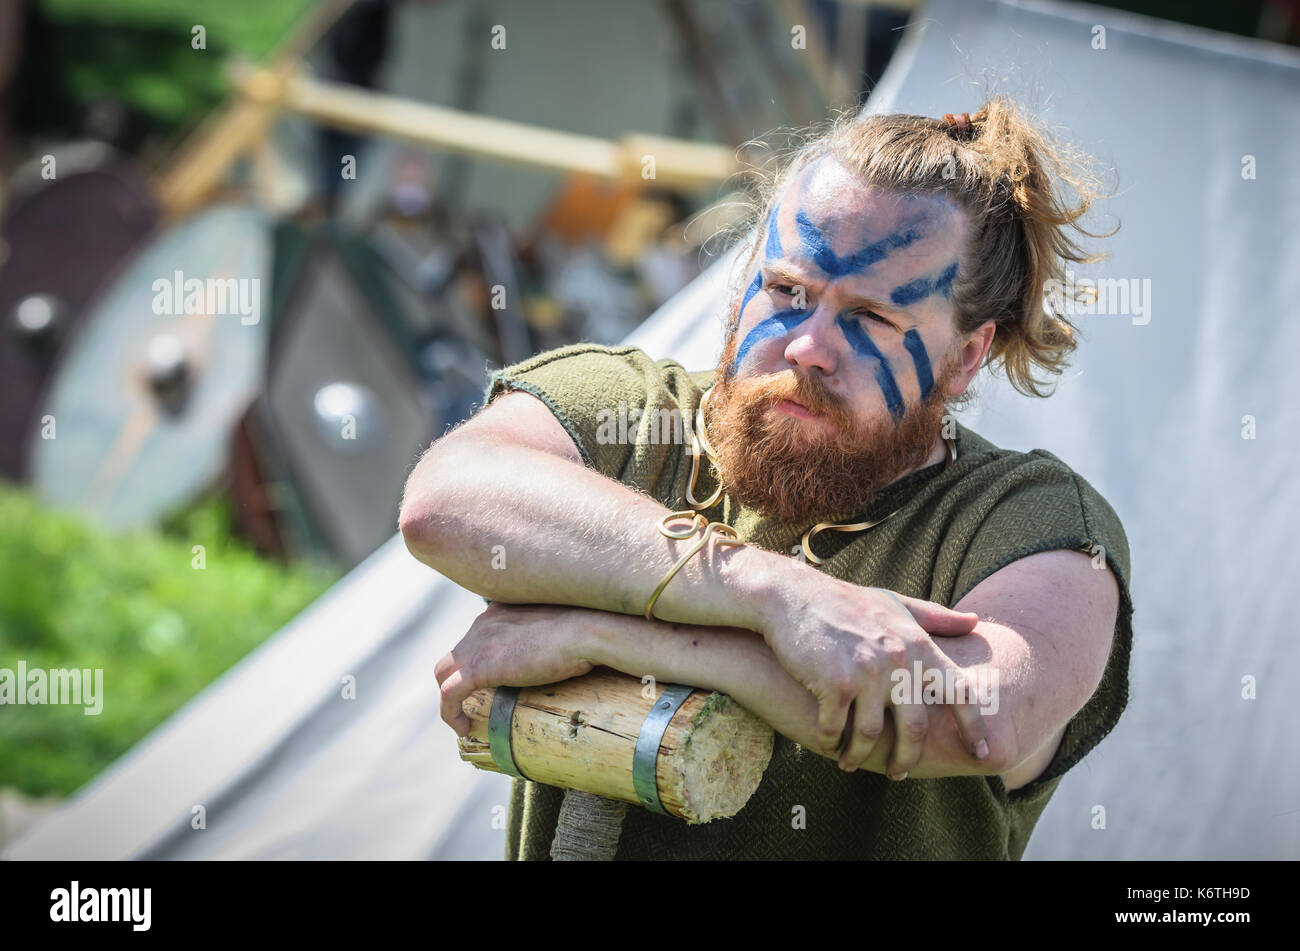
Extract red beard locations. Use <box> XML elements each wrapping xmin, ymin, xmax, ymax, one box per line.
<box><xmin>705</xmin><ymin>338</ymin><xmax>957</xmax><ymax>526</ymax></box>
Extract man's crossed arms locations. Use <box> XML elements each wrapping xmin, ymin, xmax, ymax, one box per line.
<box><xmin>400</xmin><ymin>389</ymin><xmax>1119</xmax><ymax>791</ymax></box>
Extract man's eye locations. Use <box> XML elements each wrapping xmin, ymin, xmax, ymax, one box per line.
<box><xmin>858</xmin><ymin>310</ymin><xmax>892</xmax><ymax>326</ymax></box>
<box><xmin>767</xmin><ymin>282</ymin><xmax>796</xmax><ymax>296</ymax></box>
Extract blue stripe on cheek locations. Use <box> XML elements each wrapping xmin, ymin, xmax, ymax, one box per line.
<box><xmin>731</xmin><ymin>308</ymin><xmax>812</xmax><ymax>375</ymax></box>
<box><xmin>902</xmin><ymin>328</ymin><xmax>934</xmax><ymax>400</ymax></box>
<box><xmin>835</xmin><ymin>316</ymin><xmax>904</xmax><ymax>423</ymax></box>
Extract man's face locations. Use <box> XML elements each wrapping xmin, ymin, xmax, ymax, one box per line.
<box><xmin>707</xmin><ymin>158</ymin><xmax>973</xmax><ymax>525</ymax></box>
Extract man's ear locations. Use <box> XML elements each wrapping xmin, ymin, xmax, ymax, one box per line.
<box><xmin>946</xmin><ymin>320</ymin><xmax>997</xmax><ymax>397</ymax></box>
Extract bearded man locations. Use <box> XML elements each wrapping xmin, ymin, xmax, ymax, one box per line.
<box><xmin>400</xmin><ymin>100</ymin><xmax>1134</xmax><ymax>860</ymax></box>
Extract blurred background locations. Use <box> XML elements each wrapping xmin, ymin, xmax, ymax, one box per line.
<box><xmin>1</xmin><ymin>0</ymin><xmax>1297</xmax><ymax>859</ymax></box>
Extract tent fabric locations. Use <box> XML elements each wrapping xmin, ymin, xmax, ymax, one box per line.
<box><xmin>10</xmin><ymin>0</ymin><xmax>1299</xmax><ymax>860</ymax></box>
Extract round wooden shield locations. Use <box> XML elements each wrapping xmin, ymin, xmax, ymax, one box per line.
<box><xmin>0</xmin><ymin>159</ymin><xmax>157</xmax><ymax>477</ymax></box>
<box><xmin>28</xmin><ymin>205</ymin><xmax>271</xmax><ymax>528</ymax></box>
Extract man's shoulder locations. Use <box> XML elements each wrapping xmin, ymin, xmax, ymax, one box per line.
<box><xmin>494</xmin><ymin>343</ymin><xmax>703</xmax><ymax>386</ymax></box>
<box><xmin>486</xmin><ymin>343</ymin><xmax>706</xmax><ymax>486</ymax></box>
<box><xmin>488</xmin><ymin>344</ymin><xmax>711</xmax><ymax>420</ymax></box>
<box><xmin>953</xmin><ymin>423</ymin><xmax>1126</xmax><ymax>530</ymax></box>
<box><xmin>686</xmin><ymin>366</ymin><xmax>718</xmax><ymax>390</ymax></box>
<box><xmin>942</xmin><ymin>421</ymin><xmax>1131</xmax><ymax>592</ymax></box>
<box><xmin>953</xmin><ymin>420</ymin><xmax>1083</xmax><ymax>476</ymax></box>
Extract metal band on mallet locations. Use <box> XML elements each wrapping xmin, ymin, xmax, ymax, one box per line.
<box><xmin>632</xmin><ymin>683</ymin><xmax>696</xmax><ymax>815</ymax></box>
<box><xmin>488</xmin><ymin>686</ymin><xmax>526</xmax><ymax>779</ymax></box>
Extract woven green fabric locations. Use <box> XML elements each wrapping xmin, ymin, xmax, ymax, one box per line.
<box><xmin>484</xmin><ymin>343</ymin><xmax>1135</xmax><ymax>860</ymax></box>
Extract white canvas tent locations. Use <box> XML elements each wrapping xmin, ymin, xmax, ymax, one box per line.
<box><xmin>10</xmin><ymin>0</ymin><xmax>1299</xmax><ymax>860</ymax></box>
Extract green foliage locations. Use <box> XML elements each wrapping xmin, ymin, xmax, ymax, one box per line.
<box><xmin>0</xmin><ymin>486</ymin><xmax>336</xmax><ymax>797</ymax></box>
<box><xmin>42</xmin><ymin>0</ymin><xmax>318</xmax><ymax>60</ymax></box>
<box><xmin>23</xmin><ymin>0</ymin><xmax>316</xmax><ymax>138</ymax></box>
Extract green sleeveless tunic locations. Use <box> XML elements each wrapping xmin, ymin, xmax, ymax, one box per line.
<box><xmin>484</xmin><ymin>343</ymin><xmax>1135</xmax><ymax>860</ymax></box>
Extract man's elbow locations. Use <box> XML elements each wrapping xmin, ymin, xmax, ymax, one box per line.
<box><xmin>981</xmin><ymin>718</ymin><xmax>1024</xmax><ymax>776</ymax></box>
<box><xmin>399</xmin><ymin>449</ymin><xmax>452</xmax><ymax>565</ymax></box>
<box><xmin>398</xmin><ymin>494</ymin><xmax>434</xmax><ymax>563</ymax></box>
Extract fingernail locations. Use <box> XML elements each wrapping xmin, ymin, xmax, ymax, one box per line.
<box><xmin>975</xmin><ymin>739</ymin><xmax>989</xmax><ymax>760</ymax></box>
<box><xmin>891</xmin><ymin>770</ymin><xmax>908</xmax><ymax>781</ymax></box>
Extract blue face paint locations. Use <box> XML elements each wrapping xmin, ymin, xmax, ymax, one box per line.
<box><xmin>727</xmin><ymin>197</ymin><xmax>941</xmax><ymax>415</ymax></box>
<box><xmin>835</xmin><ymin>315</ymin><xmax>904</xmax><ymax>422</ymax></box>
<box><xmin>735</xmin><ymin>274</ymin><xmax>761</xmax><ymax>333</ymax></box>
<box><xmin>731</xmin><ymin>307</ymin><xmax>812</xmax><ymax>376</ymax></box>
<box><xmin>902</xmin><ymin>328</ymin><xmax>935</xmax><ymax>401</ymax></box>
<box><xmin>764</xmin><ymin>202</ymin><xmax>784</xmax><ymax>259</ymax></box>
<box><xmin>889</xmin><ymin>260</ymin><xmax>959</xmax><ymax>307</ymax></box>
<box><xmin>795</xmin><ymin>211</ymin><xmax>924</xmax><ymax>279</ymax></box>
<box><xmin>732</xmin><ymin>203</ymin><xmax>785</xmax><ymax>333</ymax></box>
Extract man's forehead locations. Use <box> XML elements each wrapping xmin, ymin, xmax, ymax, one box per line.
<box><xmin>769</xmin><ymin>158</ymin><xmax>966</xmax><ymax>292</ymax></box>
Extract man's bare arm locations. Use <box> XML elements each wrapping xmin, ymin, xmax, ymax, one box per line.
<box><xmin>947</xmin><ymin>548</ymin><xmax>1120</xmax><ymax>789</ymax></box>
<box><xmin>400</xmin><ymin>389</ymin><xmax>780</xmax><ymax>629</ymax></box>
<box><xmin>499</xmin><ymin>548</ymin><xmax>1118</xmax><ymax>788</ymax></box>
<box><xmin>576</xmin><ymin>613</ymin><xmax>1005</xmax><ymax>780</ymax></box>
<box><xmin>405</xmin><ymin>388</ymin><xmax>990</xmax><ymax>764</ymax></box>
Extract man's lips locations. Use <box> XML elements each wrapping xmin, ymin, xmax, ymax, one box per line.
<box><xmin>774</xmin><ymin>398</ymin><xmax>826</xmax><ymax>421</ymax></box>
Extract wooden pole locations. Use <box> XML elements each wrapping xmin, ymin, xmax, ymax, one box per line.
<box><xmin>457</xmin><ymin>667</ymin><xmax>774</xmax><ymax>824</ymax></box>
<box><xmin>229</xmin><ymin>67</ymin><xmax>743</xmax><ymax>192</ymax></box>
<box><xmin>156</xmin><ymin>0</ymin><xmax>357</xmax><ymax>220</ymax></box>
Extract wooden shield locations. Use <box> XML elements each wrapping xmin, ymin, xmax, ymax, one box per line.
<box><xmin>250</xmin><ymin>226</ymin><xmax>437</xmax><ymax>566</ymax></box>
<box><xmin>0</xmin><ymin>161</ymin><xmax>157</xmax><ymax>477</ymax></box>
<box><xmin>28</xmin><ymin>205</ymin><xmax>270</xmax><ymax>528</ymax></box>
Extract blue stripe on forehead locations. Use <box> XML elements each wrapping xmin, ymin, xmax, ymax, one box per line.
<box><xmin>890</xmin><ymin>260</ymin><xmax>959</xmax><ymax>307</ymax></box>
<box><xmin>795</xmin><ymin>210</ymin><xmax>924</xmax><ymax>279</ymax></box>
<box><xmin>735</xmin><ymin>274</ymin><xmax>761</xmax><ymax>332</ymax></box>
<box><xmin>765</xmin><ymin>201</ymin><xmax>784</xmax><ymax>259</ymax></box>
<box><xmin>835</xmin><ymin>316</ymin><xmax>905</xmax><ymax>422</ymax></box>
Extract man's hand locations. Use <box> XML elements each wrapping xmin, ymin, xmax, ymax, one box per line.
<box><xmin>434</xmin><ymin>603</ymin><xmax>596</xmax><ymax>737</ymax></box>
<box><xmin>757</xmin><ymin>574</ymin><xmax>990</xmax><ymax>778</ymax></box>
<box><xmin>434</xmin><ymin>601</ymin><xmax>1006</xmax><ymax>783</ymax></box>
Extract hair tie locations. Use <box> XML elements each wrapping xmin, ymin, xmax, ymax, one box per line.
<box><xmin>943</xmin><ymin>112</ymin><xmax>973</xmax><ymax>139</ymax></box>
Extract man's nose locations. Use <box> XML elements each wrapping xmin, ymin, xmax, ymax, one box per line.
<box><xmin>782</xmin><ymin>304</ymin><xmax>840</xmax><ymax>377</ymax></box>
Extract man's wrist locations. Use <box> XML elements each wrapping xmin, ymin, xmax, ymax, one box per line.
<box><xmin>572</xmin><ymin>607</ymin><xmax>616</xmax><ymax>669</ymax></box>
<box><xmin>718</xmin><ymin>542</ymin><xmax>814</xmax><ymax>644</ymax></box>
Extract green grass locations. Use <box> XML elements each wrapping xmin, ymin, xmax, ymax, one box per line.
<box><xmin>0</xmin><ymin>485</ymin><xmax>337</xmax><ymax>798</ymax></box>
